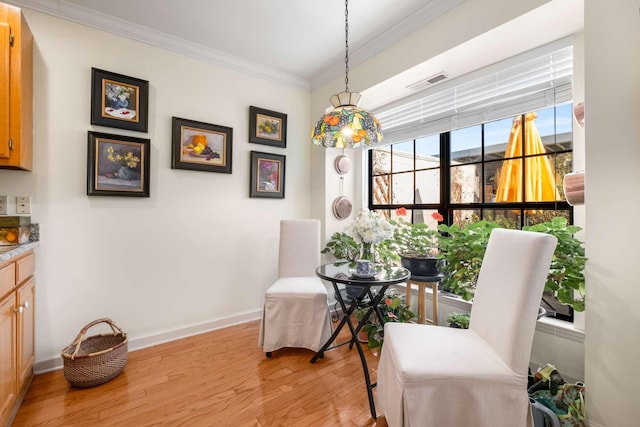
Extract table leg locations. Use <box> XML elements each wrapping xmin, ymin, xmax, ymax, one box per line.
<box><xmin>310</xmin><ymin>282</ymin><xmax>353</xmax><ymax>362</ymax></box>
<box><xmin>311</xmin><ymin>282</ymin><xmax>390</xmax><ymax>419</ymax></box>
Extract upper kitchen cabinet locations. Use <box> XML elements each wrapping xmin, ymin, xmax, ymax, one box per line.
<box><xmin>0</xmin><ymin>3</ymin><xmax>32</xmax><ymax>171</ymax></box>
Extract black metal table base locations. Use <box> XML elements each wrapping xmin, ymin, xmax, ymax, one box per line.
<box><xmin>310</xmin><ymin>282</ymin><xmax>391</xmax><ymax>420</ymax></box>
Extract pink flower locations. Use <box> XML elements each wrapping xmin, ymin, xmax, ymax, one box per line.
<box><xmin>432</xmin><ymin>212</ymin><xmax>444</xmax><ymax>222</ymax></box>
<box><xmin>396</xmin><ymin>207</ymin><xmax>407</xmax><ymax>216</ymax></box>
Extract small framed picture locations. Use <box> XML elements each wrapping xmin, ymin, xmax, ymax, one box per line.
<box><xmin>171</xmin><ymin>117</ymin><xmax>233</xmax><ymax>174</ymax></box>
<box><xmin>91</xmin><ymin>68</ymin><xmax>149</xmax><ymax>132</ymax></box>
<box><xmin>250</xmin><ymin>151</ymin><xmax>285</xmax><ymax>199</ymax></box>
<box><xmin>249</xmin><ymin>106</ymin><xmax>287</xmax><ymax>148</ymax></box>
<box><xmin>87</xmin><ymin>131</ymin><xmax>150</xmax><ymax>197</ymax></box>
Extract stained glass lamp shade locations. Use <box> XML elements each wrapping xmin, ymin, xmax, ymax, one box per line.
<box><xmin>310</xmin><ymin>0</ymin><xmax>383</xmax><ymax>149</ymax></box>
<box><xmin>311</xmin><ymin>91</ymin><xmax>383</xmax><ymax>149</ymax></box>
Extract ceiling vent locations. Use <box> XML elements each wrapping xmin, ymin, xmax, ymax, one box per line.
<box><xmin>406</xmin><ymin>72</ymin><xmax>448</xmax><ymax>91</ymax></box>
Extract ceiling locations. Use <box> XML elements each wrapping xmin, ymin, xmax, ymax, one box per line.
<box><xmin>7</xmin><ymin>0</ymin><xmax>583</xmax><ymax>109</ymax></box>
<box><xmin>7</xmin><ymin>0</ymin><xmax>464</xmax><ymax>90</ymax></box>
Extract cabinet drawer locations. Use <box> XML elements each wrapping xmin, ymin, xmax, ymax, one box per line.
<box><xmin>0</xmin><ymin>263</ymin><xmax>15</xmax><ymax>298</ymax></box>
<box><xmin>16</xmin><ymin>252</ymin><xmax>34</xmax><ymax>285</ymax></box>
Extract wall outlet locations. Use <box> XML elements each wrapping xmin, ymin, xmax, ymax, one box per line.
<box><xmin>16</xmin><ymin>196</ymin><xmax>31</xmax><ymax>214</ymax></box>
<box><xmin>0</xmin><ymin>195</ymin><xmax>7</xmax><ymax>215</ymax></box>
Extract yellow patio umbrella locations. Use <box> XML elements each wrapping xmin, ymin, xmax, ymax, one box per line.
<box><xmin>495</xmin><ymin>112</ymin><xmax>559</xmax><ymax>202</ymax></box>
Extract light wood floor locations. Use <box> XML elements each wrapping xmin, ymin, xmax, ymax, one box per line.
<box><xmin>12</xmin><ymin>320</ymin><xmax>389</xmax><ymax>426</ymax></box>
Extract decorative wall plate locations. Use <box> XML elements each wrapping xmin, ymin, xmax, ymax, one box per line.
<box><xmin>334</xmin><ymin>155</ymin><xmax>351</xmax><ymax>175</ymax></box>
<box><xmin>332</xmin><ymin>196</ymin><xmax>353</xmax><ymax>219</ymax></box>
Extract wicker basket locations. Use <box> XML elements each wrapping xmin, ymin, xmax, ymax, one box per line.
<box><xmin>61</xmin><ymin>318</ymin><xmax>128</xmax><ymax>388</ymax></box>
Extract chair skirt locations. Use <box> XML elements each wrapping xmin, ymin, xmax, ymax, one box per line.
<box><xmin>377</xmin><ymin>323</ymin><xmax>533</xmax><ymax>427</ymax></box>
<box><xmin>258</xmin><ymin>276</ymin><xmax>332</xmax><ymax>353</ymax></box>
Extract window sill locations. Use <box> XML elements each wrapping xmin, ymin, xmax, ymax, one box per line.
<box><xmin>536</xmin><ymin>316</ymin><xmax>584</xmax><ymax>343</ymax></box>
<box><xmin>401</xmin><ymin>284</ymin><xmax>585</xmax><ymax>343</ymax></box>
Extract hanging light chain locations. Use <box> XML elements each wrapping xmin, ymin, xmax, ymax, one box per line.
<box><xmin>344</xmin><ymin>0</ymin><xmax>350</xmax><ymax>92</ymax></box>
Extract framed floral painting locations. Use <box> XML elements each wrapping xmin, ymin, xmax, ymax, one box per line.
<box><xmin>87</xmin><ymin>131</ymin><xmax>150</xmax><ymax>197</ymax></box>
<box><xmin>171</xmin><ymin>117</ymin><xmax>233</xmax><ymax>174</ymax></box>
<box><xmin>249</xmin><ymin>151</ymin><xmax>285</xmax><ymax>199</ymax></box>
<box><xmin>91</xmin><ymin>68</ymin><xmax>149</xmax><ymax>132</ymax></box>
<box><xmin>249</xmin><ymin>106</ymin><xmax>287</xmax><ymax>148</ymax></box>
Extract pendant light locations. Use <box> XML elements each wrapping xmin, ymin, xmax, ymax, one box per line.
<box><xmin>311</xmin><ymin>0</ymin><xmax>383</xmax><ymax>149</ymax></box>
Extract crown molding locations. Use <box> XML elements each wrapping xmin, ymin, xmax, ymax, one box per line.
<box><xmin>309</xmin><ymin>0</ymin><xmax>464</xmax><ymax>91</ymax></box>
<box><xmin>7</xmin><ymin>0</ymin><xmax>311</xmax><ymax>91</ymax></box>
<box><xmin>8</xmin><ymin>0</ymin><xmax>464</xmax><ymax>92</ymax></box>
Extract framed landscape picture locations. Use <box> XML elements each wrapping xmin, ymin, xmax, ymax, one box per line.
<box><xmin>171</xmin><ymin>117</ymin><xmax>233</xmax><ymax>173</ymax></box>
<box><xmin>87</xmin><ymin>131</ymin><xmax>150</xmax><ymax>197</ymax></box>
<box><xmin>249</xmin><ymin>106</ymin><xmax>287</xmax><ymax>148</ymax></box>
<box><xmin>249</xmin><ymin>151</ymin><xmax>285</xmax><ymax>199</ymax></box>
<box><xmin>91</xmin><ymin>68</ymin><xmax>149</xmax><ymax>132</ymax></box>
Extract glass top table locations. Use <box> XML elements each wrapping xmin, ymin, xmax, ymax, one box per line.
<box><xmin>311</xmin><ymin>262</ymin><xmax>410</xmax><ymax>419</ymax></box>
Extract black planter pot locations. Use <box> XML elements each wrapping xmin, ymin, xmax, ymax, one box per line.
<box><xmin>400</xmin><ymin>256</ymin><xmax>441</xmax><ymax>278</ymax></box>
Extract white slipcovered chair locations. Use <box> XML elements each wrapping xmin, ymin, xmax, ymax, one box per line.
<box><xmin>258</xmin><ymin>219</ymin><xmax>332</xmax><ymax>357</ymax></box>
<box><xmin>377</xmin><ymin>228</ymin><xmax>557</xmax><ymax>427</ymax></box>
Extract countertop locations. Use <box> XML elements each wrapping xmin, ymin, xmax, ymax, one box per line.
<box><xmin>0</xmin><ymin>242</ymin><xmax>39</xmax><ymax>263</ymax></box>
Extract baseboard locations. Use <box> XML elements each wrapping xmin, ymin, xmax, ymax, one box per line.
<box><xmin>34</xmin><ymin>309</ymin><xmax>262</xmax><ymax>374</ymax></box>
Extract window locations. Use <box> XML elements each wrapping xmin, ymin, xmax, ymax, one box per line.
<box><xmin>368</xmin><ymin>104</ymin><xmax>574</xmax><ymax>321</ymax></box>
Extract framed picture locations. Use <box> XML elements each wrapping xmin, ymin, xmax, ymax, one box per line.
<box><xmin>250</xmin><ymin>151</ymin><xmax>285</xmax><ymax>199</ymax></box>
<box><xmin>249</xmin><ymin>106</ymin><xmax>287</xmax><ymax>148</ymax></box>
<box><xmin>171</xmin><ymin>117</ymin><xmax>233</xmax><ymax>173</ymax></box>
<box><xmin>87</xmin><ymin>131</ymin><xmax>150</xmax><ymax>197</ymax></box>
<box><xmin>91</xmin><ymin>68</ymin><xmax>149</xmax><ymax>132</ymax></box>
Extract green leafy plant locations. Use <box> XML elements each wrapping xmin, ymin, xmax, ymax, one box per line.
<box><xmin>447</xmin><ymin>312</ymin><xmax>470</xmax><ymax>329</ymax></box>
<box><xmin>390</xmin><ymin>208</ymin><xmax>443</xmax><ymax>258</ymax></box>
<box><xmin>437</xmin><ymin>217</ymin><xmax>586</xmax><ymax>311</ymax></box>
<box><xmin>362</xmin><ymin>292</ymin><xmax>415</xmax><ymax>350</ymax></box>
<box><xmin>523</xmin><ymin>217</ymin><xmax>586</xmax><ymax>311</ymax></box>
<box><xmin>321</xmin><ymin>231</ymin><xmax>361</xmax><ymax>264</ymax></box>
<box><xmin>437</xmin><ymin>220</ymin><xmax>501</xmax><ymax>301</ymax></box>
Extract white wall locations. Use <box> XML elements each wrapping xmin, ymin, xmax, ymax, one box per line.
<box><xmin>584</xmin><ymin>1</ymin><xmax>640</xmax><ymax>426</ymax></box>
<box><xmin>0</xmin><ymin>10</ymin><xmax>311</xmax><ymax>369</ymax></box>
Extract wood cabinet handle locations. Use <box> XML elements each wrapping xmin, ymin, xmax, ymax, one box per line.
<box><xmin>23</xmin><ymin>301</ymin><xmax>29</xmax><ymax>309</ymax></box>
<box><xmin>15</xmin><ymin>305</ymin><xmax>24</xmax><ymax>314</ymax></box>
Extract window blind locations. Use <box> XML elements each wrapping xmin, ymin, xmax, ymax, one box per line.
<box><xmin>372</xmin><ymin>37</ymin><xmax>573</xmax><ymax>145</ymax></box>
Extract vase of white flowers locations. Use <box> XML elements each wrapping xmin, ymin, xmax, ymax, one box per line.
<box><xmin>322</xmin><ymin>209</ymin><xmax>397</xmax><ymax>265</ymax></box>
<box><xmin>345</xmin><ymin>209</ymin><xmax>395</xmax><ymax>264</ymax></box>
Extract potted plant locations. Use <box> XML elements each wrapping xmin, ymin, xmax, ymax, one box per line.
<box><xmin>391</xmin><ymin>208</ymin><xmax>444</xmax><ymax>277</ymax></box>
<box><xmin>523</xmin><ymin>217</ymin><xmax>586</xmax><ymax>311</ymax></box>
<box><xmin>362</xmin><ymin>291</ymin><xmax>415</xmax><ymax>350</ymax></box>
<box><xmin>437</xmin><ymin>217</ymin><xmax>586</xmax><ymax>311</ymax></box>
<box><xmin>354</xmin><ymin>307</ymin><xmax>371</xmax><ymax>343</ymax></box>
<box><xmin>447</xmin><ymin>312</ymin><xmax>470</xmax><ymax>329</ymax></box>
<box><xmin>437</xmin><ymin>220</ymin><xmax>500</xmax><ymax>300</ymax></box>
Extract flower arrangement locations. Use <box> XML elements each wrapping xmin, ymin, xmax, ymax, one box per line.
<box><xmin>105</xmin><ymin>83</ymin><xmax>134</xmax><ymax>109</ymax></box>
<box><xmin>322</xmin><ymin>209</ymin><xmax>397</xmax><ymax>265</ymax></box>
<box><xmin>258</xmin><ymin>119</ymin><xmax>279</xmax><ymax>136</ymax></box>
<box><xmin>107</xmin><ymin>145</ymin><xmax>140</xmax><ymax>169</ymax></box>
<box><xmin>391</xmin><ymin>208</ymin><xmax>443</xmax><ymax>258</ymax></box>
<box><xmin>346</xmin><ymin>209</ymin><xmax>395</xmax><ymax>245</ymax></box>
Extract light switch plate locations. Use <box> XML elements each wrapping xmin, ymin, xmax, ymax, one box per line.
<box><xmin>16</xmin><ymin>196</ymin><xmax>31</xmax><ymax>214</ymax></box>
<box><xmin>0</xmin><ymin>195</ymin><xmax>7</xmax><ymax>215</ymax></box>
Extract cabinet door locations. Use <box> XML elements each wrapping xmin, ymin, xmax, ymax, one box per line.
<box><xmin>0</xmin><ymin>294</ymin><xmax>16</xmax><ymax>427</ymax></box>
<box><xmin>0</xmin><ymin>21</ymin><xmax>9</xmax><ymax>159</ymax></box>
<box><xmin>16</xmin><ymin>277</ymin><xmax>33</xmax><ymax>391</ymax></box>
